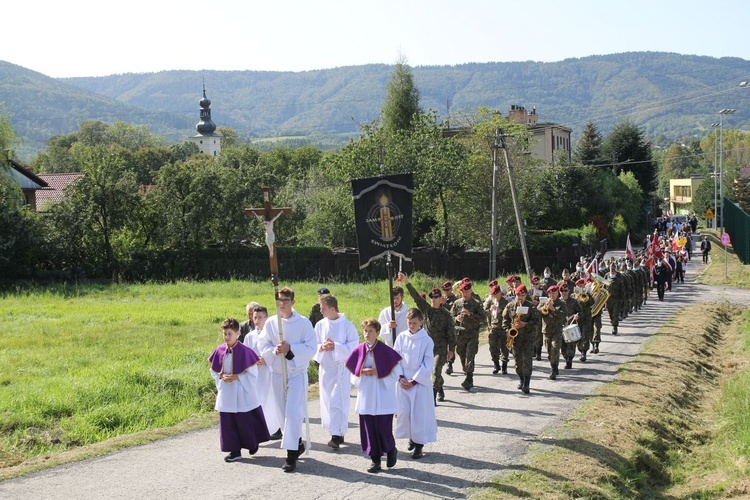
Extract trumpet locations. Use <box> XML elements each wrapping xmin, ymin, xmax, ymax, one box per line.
<box><xmin>507</xmin><ymin>313</ymin><xmax>522</xmax><ymax>350</ymax></box>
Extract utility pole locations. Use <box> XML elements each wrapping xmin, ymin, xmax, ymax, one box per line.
<box><xmin>498</xmin><ymin>128</ymin><xmax>533</xmax><ymax>282</ymax></box>
<box><xmin>489</xmin><ymin>128</ymin><xmax>500</xmax><ymax>280</ymax></box>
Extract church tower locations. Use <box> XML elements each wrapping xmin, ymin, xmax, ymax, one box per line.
<box><xmin>191</xmin><ymin>84</ymin><xmax>222</xmax><ymax>156</ymax></box>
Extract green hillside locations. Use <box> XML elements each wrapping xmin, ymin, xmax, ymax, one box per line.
<box><xmin>2</xmin><ymin>52</ymin><xmax>749</xmax><ymax>161</ymax></box>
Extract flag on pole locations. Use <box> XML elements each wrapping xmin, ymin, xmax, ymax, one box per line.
<box><xmin>652</xmin><ymin>233</ymin><xmax>664</xmax><ymax>260</ymax></box>
<box><xmin>351</xmin><ymin>173</ymin><xmax>414</xmax><ymax>269</ymax></box>
<box><xmin>585</xmin><ymin>257</ymin><xmax>598</xmax><ymax>279</ymax></box>
<box><xmin>625</xmin><ymin>233</ymin><xmax>635</xmax><ymax>262</ymax></box>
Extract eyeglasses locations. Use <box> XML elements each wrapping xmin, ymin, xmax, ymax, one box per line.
<box><xmin>276</xmin><ymin>298</ymin><xmax>292</xmax><ymax>303</ymax></box>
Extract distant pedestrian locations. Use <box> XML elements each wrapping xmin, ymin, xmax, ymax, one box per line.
<box><xmin>700</xmin><ymin>236</ymin><xmax>712</xmax><ymax>264</ymax></box>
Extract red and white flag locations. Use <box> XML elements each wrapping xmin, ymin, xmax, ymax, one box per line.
<box><xmin>625</xmin><ymin>233</ymin><xmax>635</xmax><ymax>262</ymax></box>
<box><xmin>585</xmin><ymin>257</ymin><xmax>598</xmax><ymax>279</ymax></box>
<box><xmin>652</xmin><ymin>233</ymin><xmax>664</xmax><ymax>260</ymax></box>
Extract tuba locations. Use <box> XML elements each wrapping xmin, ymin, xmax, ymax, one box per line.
<box><xmin>589</xmin><ymin>274</ymin><xmax>611</xmax><ymax>317</ymax></box>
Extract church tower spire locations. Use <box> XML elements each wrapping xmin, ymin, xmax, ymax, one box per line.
<box><xmin>191</xmin><ymin>83</ymin><xmax>222</xmax><ymax>156</ymax></box>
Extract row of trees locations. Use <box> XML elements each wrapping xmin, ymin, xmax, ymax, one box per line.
<box><xmin>6</xmin><ymin>60</ymin><xmax>742</xmax><ymax>281</ymax></box>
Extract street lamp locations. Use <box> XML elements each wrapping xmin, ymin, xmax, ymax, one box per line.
<box><xmin>718</xmin><ymin>108</ymin><xmax>736</xmax><ymax>233</ymax></box>
<box><xmin>711</xmin><ymin>122</ymin><xmax>720</xmax><ymax>229</ymax></box>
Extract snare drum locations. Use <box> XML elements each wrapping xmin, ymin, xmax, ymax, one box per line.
<box><xmin>562</xmin><ymin>323</ymin><xmax>582</xmax><ymax>343</ymax></box>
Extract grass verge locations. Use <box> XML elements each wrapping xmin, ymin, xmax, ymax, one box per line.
<box><xmin>474</xmin><ymin>303</ymin><xmax>750</xmax><ymax>499</ymax></box>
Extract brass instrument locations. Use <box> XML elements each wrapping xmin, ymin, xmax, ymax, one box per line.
<box><xmin>589</xmin><ymin>274</ymin><xmax>611</xmax><ymax>317</ymax></box>
<box><xmin>539</xmin><ymin>297</ymin><xmax>553</xmax><ymax>316</ymax></box>
<box><xmin>577</xmin><ymin>291</ymin><xmax>591</xmax><ymax>303</ymax></box>
<box><xmin>506</xmin><ymin>313</ymin><xmax>522</xmax><ymax>349</ymax></box>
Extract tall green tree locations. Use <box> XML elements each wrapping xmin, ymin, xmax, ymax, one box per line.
<box><xmin>381</xmin><ymin>56</ymin><xmax>421</xmax><ymax>134</ymax></box>
<box><xmin>573</xmin><ymin>121</ymin><xmax>604</xmax><ymax>165</ymax></box>
<box><xmin>601</xmin><ymin>120</ymin><xmax>657</xmax><ymax>194</ymax></box>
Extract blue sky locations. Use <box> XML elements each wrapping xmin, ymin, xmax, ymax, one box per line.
<box><xmin>3</xmin><ymin>0</ymin><xmax>749</xmax><ymax>78</ymax></box>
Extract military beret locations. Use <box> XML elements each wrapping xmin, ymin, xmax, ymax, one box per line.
<box><xmin>441</xmin><ymin>280</ymin><xmax>453</xmax><ymax>291</ymax></box>
<box><xmin>546</xmin><ymin>285</ymin><xmax>559</xmax><ymax>293</ymax></box>
<box><xmin>488</xmin><ymin>279</ymin><xmax>498</xmax><ymax>288</ymax></box>
<box><xmin>559</xmin><ymin>283</ymin><xmax>570</xmax><ymax>292</ymax></box>
<box><xmin>490</xmin><ymin>284</ymin><xmax>501</xmax><ymax>296</ymax></box>
<box><xmin>575</xmin><ymin>278</ymin><xmax>586</xmax><ymax>286</ymax></box>
<box><xmin>317</xmin><ymin>287</ymin><xmax>330</xmax><ymax>295</ymax></box>
<box><xmin>515</xmin><ymin>285</ymin><xmax>528</xmax><ymax>295</ymax></box>
<box><xmin>428</xmin><ymin>288</ymin><xmax>442</xmax><ymax>299</ymax></box>
<box><xmin>459</xmin><ymin>281</ymin><xmax>472</xmax><ymax>291</ymax></box>
<box><xmin>531</xmin><ymin>276</ymin><xmax>540</xmax><ymax>284</ymax></box>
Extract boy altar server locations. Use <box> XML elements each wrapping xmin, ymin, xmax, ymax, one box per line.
<box><xmin>346</xmin><ymin>319</ymin><xmax>402</xmax><ymax>473</ymax></box>
<box><xmin>313</xmin><ymin>294</ymin><xmax>359</xmax><ymax>449</ymax></box>
<box><xmin>243</xmin><ymin>306</ymin><xmax>278</xmax><ymax>436</ymax></box>
<box><xmin>394</xmin><ymin>308</ymin><xmax>438</xmax><ymax>459</ymax></box>
<box><xmin>209</xmin><ymin>318</ymin><xmax>271</xmax><ymax>462</ymax></box>
<box><xmin>257</xmin><ymin>287</ymin><xmax>317</xmax><ymax>472</ymax></box>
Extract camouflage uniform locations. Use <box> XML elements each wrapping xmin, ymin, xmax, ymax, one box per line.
<box><xmin>561</xmin><ymin>295</ymin><xmax>583</xmax><ymax>368</ymax></box>
<box><xmin>484</xmin><ymin>294</ymin><xmax>510</xmax><ymax>374</ymax></box>
<box><xmin>443</xmin><ymin>291</ymin><xmax>458</xmax><ymax>375</ymax></box>
<box><xmin>451</xmin><ymin>294</ymin><xmax>484</xmax><ymax>389</ymax></box>
<box><xmin>502</xmin><ymin>297</ymin><xmax>540</xmax><ymax>392</ymax></box>
<box><xmin>606</xmin><ymin>271</ymin><xmax>625</xmax><ymax>335</ymax></box>
<box><xmin>405</xmin><ymin>283</ymin><xmax>456</xmax><ymax>400</ymax></box>
<box><xmin>540</xmin><ymin>297</ymin><xmax>568</xmax><ymax>379</ymax></box>
<box><xmin>574</xmin><ymin>291</ymin><xmax>593</xmax><ymax>360</ymax></box>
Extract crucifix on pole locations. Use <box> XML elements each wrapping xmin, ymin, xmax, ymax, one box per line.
<box><xmin>245</xmin><ymin>186</ymin><xmax>292</xmax><ymax>391</ymax></box>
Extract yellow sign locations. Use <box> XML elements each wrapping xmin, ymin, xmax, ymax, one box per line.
<box><xmin>706</xmin><ymin>208</ymin><xmax>714</xmax><ymax>219</ymax></box>
<box><xmin>678</xmin><ymin>237</ymin><xmax>687</xmax><ymax>246</ymax></box>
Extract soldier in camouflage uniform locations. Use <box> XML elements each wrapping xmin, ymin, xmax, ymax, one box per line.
<box><xmin>574</xmin><ymin>279</ymin><xmax>593</xmax><ymax>362</ymax></box>
<box><xmin>401</xmin><ymin>274</ymin><xmax>456</xmax><ymax>405</ymax></box>
<box><xmin>484</xmin><ymin>284</ymin><xmax>510</xmax><ymax>374</ymax></box>
<box><xmin>442</xmin><ymin>280</ymin><xmax>458</xmax><ymax>375</ymax></box>
<box><xmin>451</xmin><ymin>281</ymin><xmax>484</xmax><ymax>391</ymax></box>
<box><xmin>529</xmin><ymin>276</ymin><xmax>545</xmax><ymax>361</ymax></box>
<box><xmin>502</xmin><ymin>285</ymin><xmax>540</xmax><ymax>393</ymax></box>
<box><xmin>559</xmin><ymin>283</ymin><xmax>582</xmax><ymax>369</ymax></box>
<box><xmin>606</xmin><ymin>264</ymin><xmax>625</xmax><ymax>335</ymax></box>
<box><xmin>539</xmin><ymin>285</ymin><xmax>568</xmax><ymax>380</ymax></box>
<box><xmin>619</xmin><ymin>262</ymin><xmax>633</xmax><ymax>320</ymax></box>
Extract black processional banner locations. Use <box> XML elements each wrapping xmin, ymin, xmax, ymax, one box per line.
<box><xmin>351</xmin><ymin>173</ymin><xmax>414</xmax><ymax>269</ymax></box>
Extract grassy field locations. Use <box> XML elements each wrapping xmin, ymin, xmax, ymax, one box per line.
<box><xmin>0</xmin><ymin>275</ymin><xmax>447</xmax><ymax>473</ymax></box>
<box><xmin>695</xmin><ymin>229</ymin><xmax>750</xmax><ymax>288</ymax></box>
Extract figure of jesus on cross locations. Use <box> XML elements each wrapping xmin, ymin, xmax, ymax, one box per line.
<box><xmin>245</xmin><ymin>187</ymin><xmax>292</xmax><ymax>277</ymax></box>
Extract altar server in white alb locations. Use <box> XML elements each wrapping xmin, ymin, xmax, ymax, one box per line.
<box><xmin>242</xmin><ymin>305</ymin><xmax>278</xmax><ymax>436</ymax></box>
<box><xmin>394</xmin><ymin>308</ymin><xmax>438</xmax><ymax>459</ymax></box>
<box><xmin>257</xmin><ymin>287</ymin><xmax>317</xmax><ymax>473</ymax></box>
<box><xmin>313</xmin><ymin>294</ymin><xmax>359</xmax><ymax>449</ymax></box>
<box><xmin>378</xmin><ymin>285</ymin><xmax>409</xmax><ymax>346</ymax></box>
<box><xmin>209</xmin><ymin>318</ymin><xmax>271</xmax><ymax>462</ymax></box>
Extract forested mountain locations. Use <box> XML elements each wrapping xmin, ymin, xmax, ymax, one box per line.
<box><xmin>2</xmin><ymin>52</ymin><xmax>749</xmax><ymax>161</ymax></box>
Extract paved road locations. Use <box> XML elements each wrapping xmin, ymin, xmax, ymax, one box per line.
<box><xmin>2</xmin><ymin>261</ymin><xmax>747</xmax><ymax>499</ymax></box>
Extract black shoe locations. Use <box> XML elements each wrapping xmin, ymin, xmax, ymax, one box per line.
<box><xmin>270</xmin><ymin>429</ymin><xmax>283</xmax><ymax>440</ymax></box>
<box><xmin>298</xmin><ymin>440</ymin><xmax>306</xmax><ymax>454</ymax></box>
<box><xmin>522</xmin><ymin>375</ymin><xmax>530</xmax><ymax>394</ymax></box>
<box><xmin>580</xmin><ymin>354</ymin><xmax>587</xmax><ymax>362</ymax></box>
<box><xmin>437</xmin><ymin>389</ymin><xmax>445</xmax><ymax>402</ymax></box>
<box><xmin>492</xmin><ymin>361</ymin><xmax>500</xmax><ymax>374</ymax></box>
<box><xmin>386</xmin><ymin>448</ymin><xmax>398</xmax><ymax>468</ymax></box>
<box><xmin>501</xmin><ymin>361</ymin><xmax>508</xmax><ymax>374</ymax></box>
<box><xmin>367</xmin><ymin>459</ymin><xmax>382</xmax><ymax>473</ymax></box>
<box><xmin>550</xmin><ymin>365</ymin><xmax>558</xmax><ymax>380</ymax></box>
<box><xmin>593</xmin><ymin>344</ymin><xmax>599</xmax><ymax>354</ymax></box>
<box><xmin>411</xmin><ymin>444</ymin><xmax>424</xmax><ymax>459</ymax></box>
<box><xmin>612</xmin><ymin>328</ymin><xmax>618</xmax><ymax>335</ymax></box>
<box><xmin>224</xmin><ymin>451</ymin><xmax>242</xmax><ymax>462</ymax></box>
<box><xmin>433</xmin><ymin>388</ymin><xmax>438</xmax><ymax>407</ymax></box>
<box><xmin>282</xmin><ymin>450</ymin><xmax>297</xmax><ymax>472</ymax></box>
<box><xmin>407</xmin><ymin>439</ymin><xmax>415</xmax><ymax>451</ymax></box>
<box><xmin>517</xmin><ymin>375</ymin><xmax>523</xmax><ymax>389</ymax></box>
<box><xmin>445</xmin><ymin>362</ymin><xmax>453</xmax><ymax>375</ymax></box>
<box><xmin>248</xmin><ymin>446</ymin><xmax>258</xmax><ymax>456</ymax></box>
<box><xmin>536</xmin><ymin>354</ymin><xmax>542</xmax><ymax>361</ymax></box>
<box><xmin>327</xmin><ymin>436</ymin><xmax>341</xmax><ymax>449</ymax></box>
<box><xmin>461</xmin><ymin>377</ymin><xmax>472</xmax><ymax>391</ymax></box>
<box><xmin>564</xmin><ymin>359</ymin><xmax>573</xmax><ymax>369</ymax></box>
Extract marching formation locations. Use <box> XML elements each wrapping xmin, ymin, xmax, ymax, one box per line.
<box><xmin>207</xmin><ymin>235</ymin><xmax>695</xmax><ymax>474</ymax></box>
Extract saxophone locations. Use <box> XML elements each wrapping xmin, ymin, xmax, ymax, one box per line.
<box><xmin>506</xmin><ymin>313</ymin><xmax>522</xmax><ymax>350</ymax></box>
<box><xmin>539</xmin><ymin>297</ymin><xmax>553</xmax><ymax>316</ymax></box>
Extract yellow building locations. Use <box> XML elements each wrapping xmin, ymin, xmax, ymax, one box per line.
<box><xmin>668</xmin><ymin>176</ymin><xmax>704</xmax><ymax>214</ymax></box>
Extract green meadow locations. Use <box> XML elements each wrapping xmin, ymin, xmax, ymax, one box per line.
<box><xmin>0</xmin><ymin>275</ymin><xmax>444</xmax><ymax>468</ymax></box>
